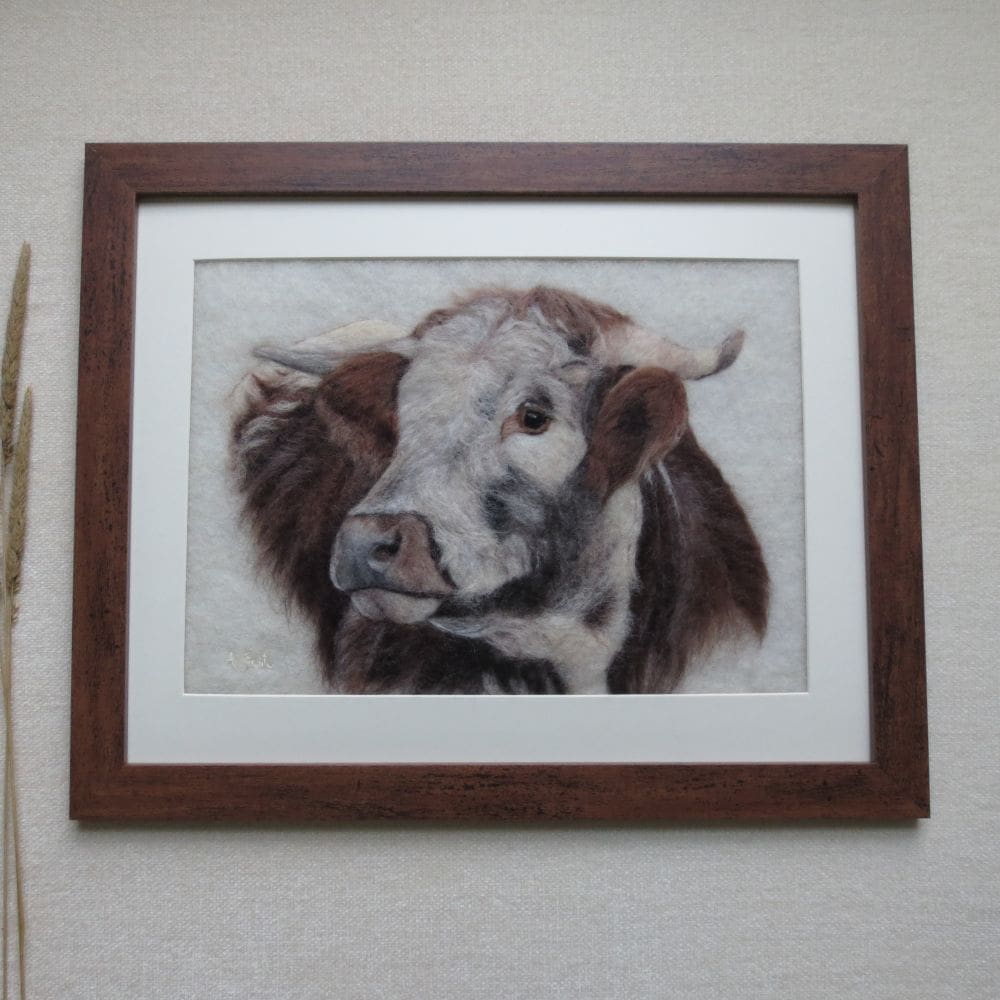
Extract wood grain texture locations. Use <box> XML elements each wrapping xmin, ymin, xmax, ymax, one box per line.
<box><xmin>88</xmin><ymin>141</ymin><xmax>904</xmax><ymax>195</ymax></box>
<box><xmin>854</xmin><ymin>149</ymin><xmax>929</xmax><ymax>813</ymax></box>
<box><xmin>71</xmin><ymin>147</ymin><xmax>136</xmax><ymax>814</ymax></box>
<box><xmin>70</xmin><ymin>143</ymin><xmax>928</xmax><ymax>822</ymax></box>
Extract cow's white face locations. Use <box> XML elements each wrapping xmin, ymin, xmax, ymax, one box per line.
<box><xmin>338</xmin><ymin>303</ymin><xmax>603</xmax><ymax>624</ymax></box>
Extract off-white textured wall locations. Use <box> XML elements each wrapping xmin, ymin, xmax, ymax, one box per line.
<box><xmin>0</xmin><ymin>1</ymin><xmax>997</xmax><ymax>997</ymax></box>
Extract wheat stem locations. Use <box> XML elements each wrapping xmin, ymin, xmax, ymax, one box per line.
<box><xmin>0</xmin><ymin>599</ymin><xmax>25</xmax><ymax>1000</ymax></box>
<box><xmin>0</xmin><ymin>244</ymin><xmax>31</xmax><ymax>1000</ymax></box>
<box><xmin>0</xmin><ymin>523</ymin><xmax>12</xmax><ymax>1000</ymax></box>
<box><xmin>1</xmin><ymin>754</ymin><xmax>6</xmax><ymax>1000</ymax></box>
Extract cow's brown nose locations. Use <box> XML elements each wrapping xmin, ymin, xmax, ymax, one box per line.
<box><xmin>331</xmin><ymin>513</ymin><xmax>454</xmax><ymax>596</ymax></box>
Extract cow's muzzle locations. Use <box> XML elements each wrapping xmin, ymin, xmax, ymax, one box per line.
<box><xmin>331</xmin><ymin>513</ymin><xmax>455</xmax><ymax>624</ymax></box>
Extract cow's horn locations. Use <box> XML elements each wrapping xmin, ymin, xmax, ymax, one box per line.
<box><xmin>598</xmin><ymin>324</ymin><xmax>745</xmax><ymax>380</ymax></box>
<box><xmin>253</xmin><ymin>346</ymin><xmax>345</xmax><ymax>374</ymax></box>
<box><xmin>253</xmin><ymin>320</ymin><xmax>415</xmax><ymax>375</ymax></box>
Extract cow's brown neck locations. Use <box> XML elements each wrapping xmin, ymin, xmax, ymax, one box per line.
<box><xmin>607</xmin><ymin>431</ymin><xmax>769</xmax><ymax>693</ymax></box>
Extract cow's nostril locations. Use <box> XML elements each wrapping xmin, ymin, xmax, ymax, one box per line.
<box><xmin>370</xmin><ymin>533</ymin><xmax>402</xmax><ymax>565</ymax></box>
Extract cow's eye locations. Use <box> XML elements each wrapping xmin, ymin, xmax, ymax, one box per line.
<box><xmin>517</xmin><ymin>404</ymin><xmax>551</xmax><ymax>434</ymax></box>
<box><xmin>500</xmin><ymin>402</ymin><xmax>553</xmax><ymax>440</ymax></box>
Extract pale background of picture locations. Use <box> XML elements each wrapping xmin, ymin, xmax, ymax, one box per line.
<box><xmin>1</xmin><ymin>2</ymin><xmax>997</xmax><ymax>999</ymax></box>
<box><xmin>186</xmin><ymin>256</ymin><xmax>806</xmax><ymax>695</ymax></box>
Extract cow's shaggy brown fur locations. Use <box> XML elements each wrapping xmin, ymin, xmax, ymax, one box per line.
<box><xmin>412</xmin><ymin>285</ymin><xmax>630</xmax><ymax>355</ymax></box>
<box><xmin>607</xmin><ymin>431</ymin><xmax>768</xmax><ymax>693</ymax></box>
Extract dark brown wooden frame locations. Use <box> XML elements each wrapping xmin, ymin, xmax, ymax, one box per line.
<box><xmin>71</xmin><ymin>142</ymin><xmax>927</xmax><ymax>821</ymax></box>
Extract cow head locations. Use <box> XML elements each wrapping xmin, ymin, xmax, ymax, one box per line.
<box><xmin>256</xmin><ymin>288</ymin><xmax>743</xmax><ymax>634</ymax></box>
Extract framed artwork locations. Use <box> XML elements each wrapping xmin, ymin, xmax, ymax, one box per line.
<box><xmin>71</xmin><ymin>142</ymin><xmax>928</xmax><ymax>820</ymax></box>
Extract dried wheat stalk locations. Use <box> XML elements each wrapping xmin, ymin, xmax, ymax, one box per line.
<box><xmin>1</xmin><ymin>243</ymin><xmax>32</xmax><ymax>1000</ymax></box>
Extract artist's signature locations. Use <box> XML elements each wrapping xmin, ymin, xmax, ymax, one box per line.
<box><xmin>226</xmin><ymin>650</ymin><xmax>277</xmax><ymax>674</ymax></box>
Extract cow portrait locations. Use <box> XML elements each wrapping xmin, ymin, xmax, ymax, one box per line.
<box><xmin>230</xmin><ymin>286</ymin><xmax>769</xmax><ymax>694</ymax></box>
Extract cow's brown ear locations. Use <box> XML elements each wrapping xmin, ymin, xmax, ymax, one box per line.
<box><xmin>585</xmin><ymin>367</ymin><xmax>688</xmax><ymax>502</ymax></box>
<box><xmin>315</xmin><ymin>351</ymin><xmax>410</xmax><ymax>457</ymax></box>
